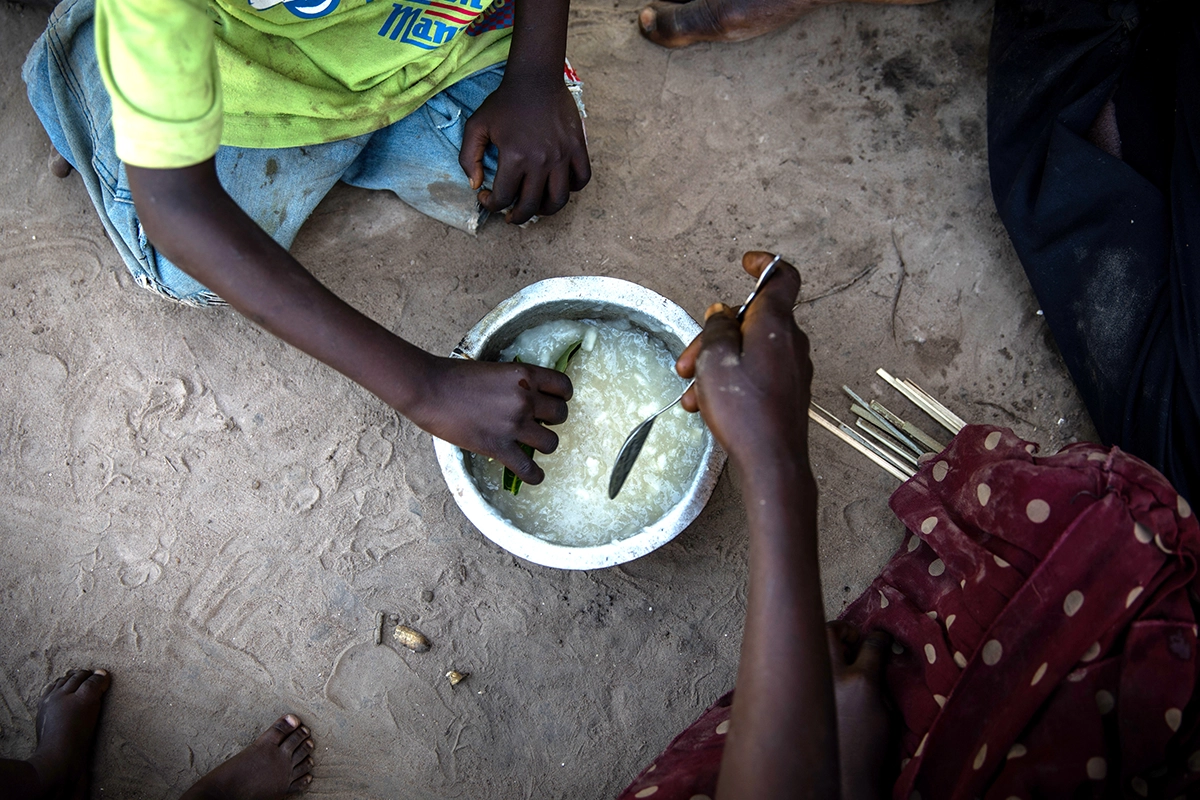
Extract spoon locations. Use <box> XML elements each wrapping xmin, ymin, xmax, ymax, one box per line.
<box><xmin>607</xmin><ymin>254</ymin><xmax>782</xmax><ymax>499</ymax></box>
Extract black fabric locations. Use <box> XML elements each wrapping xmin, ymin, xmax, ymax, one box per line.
<box><xmin>988</xmin><ymin>0</ymin><xmax>1199</xmax><ymax>503</ymax></box>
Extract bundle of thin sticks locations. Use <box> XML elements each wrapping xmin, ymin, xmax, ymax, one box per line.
<box><xmin>808</xmin><ymin>369</ymin><xmax>966</xmax><ymax>481</ymax></box>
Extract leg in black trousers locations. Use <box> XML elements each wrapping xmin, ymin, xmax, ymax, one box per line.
<box><xmin>988</xmin><ymin>0</ymin><xmax>1200</xmax><ymax>504</ymax></box>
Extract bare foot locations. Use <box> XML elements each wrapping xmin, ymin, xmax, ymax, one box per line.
<box><xmin>180</xmin><ymin>715</ymin><xmax>314</xmax><ymax>800</ymax></box>
<box><xmin>48</xmin><ymin>149</ymin><xmax>72</xmax><ymax>179</ymax></box>
<box><xmin>638</xmin><ymin>0</ymin><xmax>937</xmax><ymax>49</ymax></box>
<box><xmin>25</xmin><ymin>668</ymin><xmax>111</xmax><ymax>800</ymax></box>
<box><xmin>827</xmin><ymin>622</ymin><xmax>894</xmax><ymax>800</ymax></box>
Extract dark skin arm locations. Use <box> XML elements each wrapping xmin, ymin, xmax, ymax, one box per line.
<box><xmin>458</xmin><ymin>0</ymin><xmax>590</xmax><ymax>224</ymax></box>
<box><xmin>677</xmin><ymin>252</ymin><xmax>840</xmax><ymax>800</ymax></box>
<box><xmin>126</xmin><ymin>161</ymin><xmax>570</xmax><ymax>484</ymax></box>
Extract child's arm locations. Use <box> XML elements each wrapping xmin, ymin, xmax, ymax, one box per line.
<box><xmin>458</xmin><ymin>0</ymin><xmax>590</xmax><ymax>225</ymax></box>
<box><xmin>677</xmin><ymin>252</ymin><xmax>841</xmax><ymax>800</ymax></box>
<box><xmin>126</xmin><ymin>160</ymin><xmax>570</xmax><ymax>485</ymax></box>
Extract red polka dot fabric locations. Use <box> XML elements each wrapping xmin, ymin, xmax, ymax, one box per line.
<box><xmin>617</xmin><ymin>693</ymin><xmax>730</xmax><ymax>800</ymax></box>
<box><xmin>617</xmin><ymin>425</ymin><xmax>1200</xmax><ymax>800</ymax></box>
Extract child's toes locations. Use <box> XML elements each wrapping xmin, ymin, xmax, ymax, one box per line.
<box><xmin>260</xmin><ymin>715</ymin><xmax>302</xmax><ymax>748</ymax></box>
<box><xmin>291</xmin><ymin>738</ymin><xmax>315</xmax><ymax>766</ymax></box>
<box><xmin>61</xmin><ymin>669</ymin><xmax>92</xmax><ymax>694</ymax></box>
<box><xmin>638</xmin><ymin>0</ymin><xmax>722</xmax><ymax>47</ymax></box>
<box><xmin>280</xmin><ymin>725</ymin><xmax>308</xmax><ymax>756</ymax></box>
<box><xmin>74</xmin><ymin>670</ymin><xmax>110</xmax><ymax>701</ymax></box>
<box><xmin>289</xmin><ymin>771</ymin><xmax>314</xmax><ymax>793</ymax></box>
<box><xmin>292</xmin><ymin>756</ymin><xmax>314</xmax><ymax>780</ymax></box>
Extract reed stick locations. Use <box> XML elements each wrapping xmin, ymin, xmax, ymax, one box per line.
<box><xmin>869</xmin><ymin>400</ymin><xmax>944</xmax><ymax>453</ymax></box>
<box><xmin>808</xmin><ymin>404</ymin><xmax>914</xmax><ymax>481</ymax></box>
<box><xmin>875</xmin><ymin>369</ymin><xmax>964</xmax><ymax>435</ymax></box>
<box><xmin>855</xmin><ymin>418</ymin><xmax>920</xmax><ymax>466</ymax></box>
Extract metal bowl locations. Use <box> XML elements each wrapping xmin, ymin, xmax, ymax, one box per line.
<box><xmin>433</xmin><ymin>276</ymin><xmax>726</xmax><ymax>570</ymax></box>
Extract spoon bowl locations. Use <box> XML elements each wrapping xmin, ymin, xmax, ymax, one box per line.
<box><xmin>607</xmin><ymin>255</ymin><xmax>781</xmax><ymax>499</ymax></box>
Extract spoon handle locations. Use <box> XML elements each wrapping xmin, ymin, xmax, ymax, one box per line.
<box><xmin>607</xmin><ymin>254</ymin><xmax>784</xmax><ymax>500</ymax></box>
<box><xmin>734</xmin><ymin>254</ymin><xmax>781</xmax><ymax>321</ymax></box>
<box><xmin>672</xmin><ymin>254</ymin><xmax>779</xmax><ymax>406</ymax></box>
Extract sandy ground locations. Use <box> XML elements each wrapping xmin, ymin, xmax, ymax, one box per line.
<box><xmin>0</xmin><ymin>0</ymin><xmax>1092</xmax><ymax>797</ymax></box>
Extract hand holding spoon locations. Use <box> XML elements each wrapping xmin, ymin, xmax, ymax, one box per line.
<box><xmin>607</xmin><ymin>254</ymin><xmax>782</xmax><ymax>499</ymax></box>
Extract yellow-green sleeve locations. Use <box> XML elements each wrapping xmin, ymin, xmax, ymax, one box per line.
<box><xmin>96</xmin><ymin>0</ymin><xmax>224</xmax><ymax>168</ymax></box>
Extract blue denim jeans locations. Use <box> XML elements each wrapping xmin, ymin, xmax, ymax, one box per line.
<box><xmin>23</xmin><ymin>0</ymin><xmax>505</xmax><ymax>306</ymax></box>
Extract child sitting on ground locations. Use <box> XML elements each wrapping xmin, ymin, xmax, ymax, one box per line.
<box><xmin>618</xmin><ymin>252</ymin><xmax>1200</xmax><ymax>799</ymax></box>
<box><xmin>23</xmin><ymin>0</ymin><xmax>590</xmax><ymax>484</ymax></box>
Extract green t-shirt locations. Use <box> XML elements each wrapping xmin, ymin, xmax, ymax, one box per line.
<box><xmin>96</xmin><ymin>0</ymin><xmax>512</xmax><ymax>168</ymax></box>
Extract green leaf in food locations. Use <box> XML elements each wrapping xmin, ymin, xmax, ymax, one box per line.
<box><xmin>503</xmin><ymin>443</ymin><xmax>536</xmax><ymax>495</ymax></box>
<box><xmin>554</xmin><ymin>340</ymin><xmax>584</xmax><ymax>373</ymax></box>
<box><xmin>502</xmin><ymin>340</ymin><xmax>584</xmax><ymax>496</ymax></box>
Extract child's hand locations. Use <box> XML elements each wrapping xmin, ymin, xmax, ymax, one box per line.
<box><xmin>407</xmin><ymin>355</ymin><xmax>573</xmax><ymax>484</ymax></box>
<box><xmin>458</xmin><ymin>78</ymin><xmax>590</xmax><ymax>225</ymax></box>
<box><xmin>675</xmin><ymin>252</ymin><xmax>812</xmax><ymax>472</ymax></box>
<box><xmin>827</xmin><ymin>622</ymin><xmax>895</xmax><ymax>800</ymax></box>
